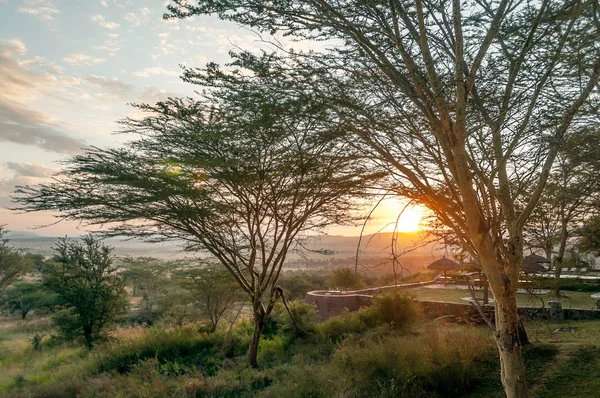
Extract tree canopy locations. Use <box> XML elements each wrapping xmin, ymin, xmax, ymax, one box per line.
<box><xmin>13</xmin><ymin>53</ymin><xmax>381</xmax><ymax>366</ymax></box>
<box><xmin>43</xmin><ymin>236</ymin><xmax>128</xmax><ymax>348</ymax></box>
<box><xmin>0</xmin><ymin>226</ymin><xmax>26</xmax><ymax>294</ymax></box>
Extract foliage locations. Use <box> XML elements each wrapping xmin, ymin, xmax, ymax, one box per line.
<box><xmin>13</xmin><ymin>55</ymin><xmax>381</xmax><ymax>367</ymax></box>
<box><xmin>91</xmin><ymin>326</ymin><xmax>225</xmax><ymax>376</ymax></box>
<box><xmin>0</xmin><ymin>226</ymin><xmax>26</xmax><ymax>294</ymax></box>
<box><xmin>0</xmin><ymin>282</ymin><xmax>57</xmax><ymax>319</ymax></box>
<box><xmin>43</xmin><ymin>236</ymin><xmax>128</xmax><ymax>348</ymax></box>
<box><xmin>273</xmin><ymin>300</ymin><xmax>319</xmax><ymax>339</ymax></box>
<box><xmin>327</xmin><ymin>268</ymin><xmax>365</xmax><ymax>291</ymax></box>
<box><xmin>173</xmin><ymin>263</ymin><xmax>241</xmax><ymax>332</ymax></box>
<box><xmin>29</xmin><ymin>334</ymin><xmax>45</xmax><ymax>351</ymax></box>
<box><xmin>277</xmin><ymin>271</ymin><xmax>328</xmax><ymax>300</ymax></box>
<box><xmin>119</xmin><ymin>257</ymin><xmax>183</xmax><ymax>326</ymax></box>
<box><xmin>262</xmin><ymin>325</ymin><xmax>494</xmax><ymax>398</ymax></box>
<box><xmin>317</xmin><ymin>308</ymin><xmax>377</xmax><ymax>343</ymax></box>
<box><xmin>578</xmin><ymin>215</ymin><xmax>600</xmax><ymax>256</ymax></box>
<box><xmin>369</xmin><ymin>291</ymin><xmax>421</xmax><ymax>330</ymax></box>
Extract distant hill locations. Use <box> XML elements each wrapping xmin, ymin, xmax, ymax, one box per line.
<box><xmin>4</xmin><ymin>230</ymin><xmax>46</xmax><ymax>240</ymax></box>
<box><xmin>5</xmin><ymin>230</ymin><xmax>443</xmax><ymax>269</ymax></box>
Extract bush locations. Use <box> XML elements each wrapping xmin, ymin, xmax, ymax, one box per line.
<box><xmin>260</xmin><ymin>324</ymin><xmax>494</xmax><ymax>398</ymax></box>
<box><xmin>91</xmin><ymin>325</ymin><xmax>225</xmax><ymax>376</ymax></box>
<box><xmin>274</xmin><ymin>300</ymin><xmax>319</xmax><ymax>339</ymax></box>
<box><xmin>317</xmin><ymin>308</ymin><xmax>377</xmax><ymax>343</ymax></box>
<box><xmin>327</xmin><ymin>268</ymin><xmax>365</xmax><ymax>290</ymax></box>
<box><xmin>368</xmin><ymin>291</ymin><xmax>421</xmax><ymax>330</ymax></box>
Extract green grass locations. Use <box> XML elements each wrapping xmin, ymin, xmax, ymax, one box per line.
<box><xmin>1</xmin><ymin>307</ymin><xmax>600</xmax><ymax>397</ymax></box>
<box><xmin>407</xmin><ymin>287</ymin><xmax>600</xmax><ymax>309</ymax></box>
<box><xmin>0</xmin><ymin>318</ymin><xmax>90</xmax><ymax>395</ymax></box>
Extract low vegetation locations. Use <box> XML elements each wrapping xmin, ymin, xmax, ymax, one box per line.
<box><xmin>2</xmin><ymin>300</ymin><xmax>600</xmax><ymax>398</ymax></box>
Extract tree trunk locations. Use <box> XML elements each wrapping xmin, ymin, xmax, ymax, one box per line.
<box><xmin>554</xmin><ymin>222</ymin><xmax>569</xmax><ymax>296</ymax></box>
<box><xmin>482</xmin><ymin>273</ymin><xmax>489</xmax><ymax>305</ymax></box>
<box><xmin>247</xmin><ymin>313</ymin><xmax>264</xmax><ymax>368</ymax></box>
<box><xmin>83</xmin><ymin>324</ymin><xmax>94</xmax><ymax>350</ymax></box>
<box><xmin>495</xmin><ymin>290</ymin><xmax>529</xmax><ymax>398</ymax></box>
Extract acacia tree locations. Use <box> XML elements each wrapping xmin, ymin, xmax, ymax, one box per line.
<box><xmin>44</xmin><ymin>236</ymin><xmax>128</xmax><ymax>348</ymax></box>
<box><xmin>174</xmin><ymin>263</ymin><xmax>241</xmax><ymax>332</ymax></box>
<box><xmin>578</xmin><ymin>214</ymin><xmax>600</xmax><ymax>256</ymax></box>
<box><xmin>0</xmin><ymin>226</ymin><xmax>25</xmax><ymax>293</ymax></box>
<box><xmin>525</xmin><ymin>128</ymin><xmax>600</xmax><ymax>294</ymax></box>
<box><xmin>165</xmin><ymin>1</ymin><xmax>600</xmax><ymax>395</ymax></box>
<box><xmin>13</xmin><ymin>57</ymin><xmax>379</xmax><ymax>366</ymax></box>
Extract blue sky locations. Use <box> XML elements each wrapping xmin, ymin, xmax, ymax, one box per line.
<box><xmin>0</xmin><ymin>0</ymin><xmax>418</xmax><ymax>236</ymax></box>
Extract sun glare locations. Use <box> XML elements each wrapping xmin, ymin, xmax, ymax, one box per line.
<box><xmin>396</xmin><ymin>208</ymin><xmax>423</xmax><ymax>232</ymax></box>
<box><xmin>379</xmin><ymin>199</ymin><xmax>425</xmax><ymax>233</ymax></box>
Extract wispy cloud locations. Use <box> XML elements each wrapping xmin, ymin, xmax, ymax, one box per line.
<box><xmin>0</xmin><ymin>162</ymin><xmax>59</xmax><ymax>198</ymax></box>
<box><xmin>90</xmin><ymin>14</ymin><xmax>120</xmax><ymax>30</ymax></box>
<box><xmin>84</xmin><ymin>75</ymin><xmax>135</xmax><ymax>100</ymax></box>
<box><xmin>124</xmin><ymin>7</ymin><xmax>153</xmax><ymax>27</ymax></box>
<box><xmin>0</xmin><ymin>40</ymin><xmax>86</xmax><ymax>154</ymax></box>
<box><xmin>133</xmin><ymin>66</ymin><xmax>180</xmax><ymax>78</ymax></box>
<box><xmin>18</xmin><ymin>0</ymin><xmax>59</xmax><ymax>21</ymax></box>
<box><xmin>100</xmin><ymin>0</ymin><xmax>108</xmax><ymax>7</ymax></box>
<box><xmin>6</xmin><ymin>162</ymin><xmax>56</xmax><ymax>178</ymax></box>
<box><xmin>63</xmin><ymin>53</ymin><xmax>107</xmax><ymax>66</ymax></box>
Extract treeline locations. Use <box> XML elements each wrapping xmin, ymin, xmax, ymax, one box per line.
<box><xmin>0</xmin><ymin>228</ymin><xmax>435</xmax><ymax>351</ymax></box>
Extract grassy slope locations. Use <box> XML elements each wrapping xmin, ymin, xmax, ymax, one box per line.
<box><xmin>1</xmin><ymin>306</ymin><xmax>600</xmax><ymax>397</ymax></box>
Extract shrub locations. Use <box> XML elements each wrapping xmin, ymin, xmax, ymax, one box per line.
<box><xmin>327</xmin><ymin>268</ymin><xmax>365</xmax><ymax>290</ymax></box>
<box><xmin>91</xmin><ymin>325</ymin><xmax>225</xmax><ymax>376</ymax></box>
<box><xmin>273</xmin><ymin>300</ymin><xmax>319</xmax><ymax>339</ymax></box>
<box><xmin>317</xmin><ymin>308</ymin><xmax>377</xmax><ymax>343</ymax></box>
<box><xmin>29</xmin><ymin>333</ymin><xmax>45</xmax><ymax>350</ymax></box>
<box><xmin>331</xmin><ymin>325</ymin><xmax>493</xmax><ymax>397</ymax></box>
<box><xmin>262</xmin><ymin>324</ymin><xmax>495</xmax><ymax>398</ymax></box>
<box><xmin>368</xmin><ymin>291</ymin><xmax>421</xmax><ymax>330</ymax></box>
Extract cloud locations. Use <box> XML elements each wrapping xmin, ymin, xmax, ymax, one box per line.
<box><xmin>2</xmin><ymin>39</ymin><xmax>27</xmax><ymax>56</ymax></box>
<box><xmin>0</xmin><ymin>163</ymin><xmax>59</xmax><ymax>198</ymax></box>
<box><xmin>5</xmin><ymin>162</ymin><xmax>56</xmax><ymax>178</ymax></box>
<box><xmin>100</xmin><ymin>0</ymin><xmax>108</xmax><ymax>7</ymax></box>
<box><xmin>133</xmin><ymin>66</ymin><xmax>180</xmax><ymax>78</ymax></box>
<box><xmin>84</xmin><ymin>75</ymin><xmax>135</xmax><ymax>99</ymax></box>
<box><xmin>138</xmin><ymin>87</ymin><xmax>180</xmax><ymax>103</ymax></box>
<box><xmin>63</xmin><ymin>53</ymin><xmax>107</xmax><ymax>66</ymax></box>
<box><xmin>90</xmin><ymin>14</ymin><xmax>120</xmax><ymax>30</ymax></box>
<box><xmin>18</xmin><ymin>0</ymin><xmax>59</xmax><ymax>21</ymax></box>
<box><xmin>124</xmin><ymin>7</ymin><xmax>152</xmax><ymax>27</ymax></box>
<box><xmin>0</xmin><ymin>40</ymin><xmax>86</xmax><ymax>154</ymax></box>
<box><xmin>0</xmin><ymin>101</ymin><xmax>86</xmax><ymax>153</ymax></box>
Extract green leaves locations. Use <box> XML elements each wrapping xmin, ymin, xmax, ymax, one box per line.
<box><xmin>43</xmin><ymin>236</ymin><xmax>128</xmax><ymax>348</ymax></box>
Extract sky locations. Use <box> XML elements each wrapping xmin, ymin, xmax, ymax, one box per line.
<box><xmin>0</xmin><ymin>0</ymin><xmax>422</xmax><ymax>237</ymax></box>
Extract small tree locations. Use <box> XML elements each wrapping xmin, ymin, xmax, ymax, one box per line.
<box><xmin>0</xmin><ymin>281</ymin><xmax>57</xmax><ymax>319</ymax></box>
<box><xmin>578</xmin><ymin>215</ymin><xmax>600</xmax><ymax>257</ymax></box>
<box><xmin>525</xmin><ymin>128</ymin><xmax>600</xmax><ymax>295</ymax></box>
<box><xmin>119</xmin><ymin>257</ymin><xmax>177</xmax><ymax>325</ymax></box>
<box><xmin>43</xmin><ymin>236</ymin><xmax>127</xmax><ymax>348</ymax></box>
<box><xmin>174</xmin><ymin>263</ymin><xmax>240</xmax><ymax>332</ymax></box>
<box><xmin>328</xmin><ymin>268</ymin><xmax>364</xmax><ymax>291</ymax></box>
<box><xmin>0</xmin><ymin>226</ymin><xmax>25</xmax><ymax>293</ymax></box>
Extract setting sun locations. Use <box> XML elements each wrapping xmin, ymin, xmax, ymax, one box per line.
<box><xmin>378</xmin><ymin>199</ymin><xmax>426</xmax><ymax>233</ymax></box>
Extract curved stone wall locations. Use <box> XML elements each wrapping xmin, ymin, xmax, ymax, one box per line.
<box><xmin>305</xmin><ymin>281</ymin><xmax>434</xmax><ymax>320</ymax></box>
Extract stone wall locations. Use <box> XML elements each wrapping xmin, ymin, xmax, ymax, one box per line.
<box><xmin>305</xmin><ymin>282</ymin><xmax>434</xmax><ymax>320</ymax></box>
<box><xmin>305</xmin><ymin>291</ymin><xmax>373</xmax><ymax>320</ymax></box>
